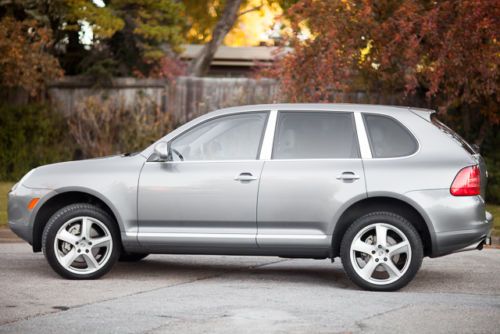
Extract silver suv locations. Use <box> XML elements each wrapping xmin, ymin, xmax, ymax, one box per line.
<box><xmin>8</xmin><ymin>104</ymin><xmax>493</xmax><ymax>291</ymax></box>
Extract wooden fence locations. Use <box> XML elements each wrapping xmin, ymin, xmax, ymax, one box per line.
<box><xmin>168</xmin><ymin>76</ymin><xmax>281</xmax><ymax>122</ymax></box>
<box><xmin>47</xmin><ymin>76</ymin><xmax>427</xmax><ymax>122</ymax></box>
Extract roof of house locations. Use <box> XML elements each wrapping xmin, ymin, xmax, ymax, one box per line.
<box><xmin>180</xmin><ymin>44</ymin><xmax>291</xmax><ymax>67</ymax></box>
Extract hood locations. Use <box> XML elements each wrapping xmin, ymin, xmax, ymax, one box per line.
<box><xmin>22</xmin><ymin>154</ymin><xmax>145</xmax><ymax>189</ymax></box>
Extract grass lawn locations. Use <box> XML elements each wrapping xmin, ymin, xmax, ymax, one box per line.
<box><xmin>486</xmin><ymin>204</ymin><xmax>500</xmax><ymax>237</ymax></box>
<box><xmin>0</xmin><ymin>181</ymin><xmax>498</xmax><ymax>235</ymax></box>
<box><xmin>0</xmin><ymin>182</ymin><xmax>14</xmax><ymax>226</ymax></box>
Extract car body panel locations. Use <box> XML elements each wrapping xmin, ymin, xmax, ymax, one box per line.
<box><xmin>137</xmin><ymin>160</ymin><xmax>264</xmax><ymax>248</ymax></box>
<box><xmin>7</xmin><ymin>103</ymin><xmax>492</xmax><ymax>259</ymax></box>
<box><xmin>256</xmin><ymin>159</ymin><xmax>366</xmax><ymax>248</ymax></box>
<box><xmin>14</xmin><ymin>154</ymin><xmax>146</xmax><ymax>247</ymax></box>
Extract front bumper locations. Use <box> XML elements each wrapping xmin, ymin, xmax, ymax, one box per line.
<box><xmin>8</xmin><ymin>184</ymin><xmax>52</xmax><ymax>245</ymax></box>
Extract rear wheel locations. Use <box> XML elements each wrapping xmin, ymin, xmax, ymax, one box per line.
<box><xmin>340</xmin><ymin>212</ymin><xmax>423</xmax><ymax>291</ymax></box>
<box><xmin>42</xmin><ymin>203</ymin><xmax>120</xmax><ymax>279</ymax></box>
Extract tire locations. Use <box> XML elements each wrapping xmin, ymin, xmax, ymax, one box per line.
<box><xmin>119</xmin><ymin>252</ymin><xmax>149</xmax><ymax>262</ymax></box>
<box><xmin>42</xmin><ymin>203</ymin><xmax>121</xmax><ymax>279</ymax></box>
<box><xmin>340</xmin><ymin>211</ymin><xmax>423</xmax><ymax>291</ymax></box>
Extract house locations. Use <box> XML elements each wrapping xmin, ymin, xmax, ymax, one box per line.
<box><xmin>180</xmin><ymin>44</ymin><xmax>290</xmax><ymax>77</ymax></box>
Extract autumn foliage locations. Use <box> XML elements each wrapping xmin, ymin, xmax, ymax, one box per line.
<box><xmin>0</xmin><ymin>17</ymin><xmax>63</xmax><ymax>97</ymax></box>
<box><xmin>270</xmin><ymin>0</ymin><xmax>499</xmax><ymax>142</ymax></box>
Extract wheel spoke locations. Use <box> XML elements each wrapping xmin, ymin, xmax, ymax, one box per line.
<box><xmin>381</xmin><ymin>260</ymin><xmax>402</xmax><ymax>279</ymax></box>
<box><xmin>81</xmin><ymin>217</ymin><xmax>92</xmax><ymax>239</ymax></box>
<box><xmin>375</xmin><ymin>225</ymin><xmax>388</xmax><ymax>248</ymax></box>
<box><xmin>352</xmin><ymin>239</ymin><xmax>375</xmax><ymax>255</ymax></box>
<box><xmin>91</xmin><ymin>236</ymin><xmax>111</xmax><ymax>249</ymax></box>
<box><xmin>388</xmin><ymin>240</ymin><xmax>409</xmax><ymax>256</ymax></box>
<box><xmin>61</xmin><ymin>249</ymin><xmax>79</xmax><ymax>268</ymax></box>
<box><xmin>82</xmin><ymin>252</ymin><xmax>100</xmax><ymax>269</ymax></box>
<box><xmin>359</xmin><ymin>258</ymin><xmax>378</xmax><ymax>280</ymax></box>
<box><xmin>57</xmin><ymin>229</ymin><xmax>79</xmax><ymax>245</ymax></box>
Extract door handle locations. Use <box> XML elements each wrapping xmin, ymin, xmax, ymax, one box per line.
<box><xmin>336</xmin><ymin>172</ymin><xmax>360</xmax><ymax>181</ymax></box>
<box><xmin>234</xmin><ymin>172</ymin><xmax>258</xmax><ymax>182</ymax></box>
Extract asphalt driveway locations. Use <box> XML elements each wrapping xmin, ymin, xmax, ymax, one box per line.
<box><xmin>0</xmin><ymin>242</ymin><xmax>499</xmax><ymax>333</ymax></box>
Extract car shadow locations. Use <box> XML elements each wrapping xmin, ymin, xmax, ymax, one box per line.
<box><xmin>107</xmin><ymin>257</ymin><xmax>354</xmax><ymax>289</ymax></box>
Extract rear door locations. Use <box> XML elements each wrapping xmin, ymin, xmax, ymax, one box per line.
<box><xmin>256</xmin><ymin>111</ymin><xmax>367</xmax><ymax>248</ymax></box>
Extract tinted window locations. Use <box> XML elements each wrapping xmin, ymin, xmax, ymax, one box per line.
<box><xmin>273</xmin><ymin>112</ymin><xmax>359</xmax><ymax>159</ymax></box>
<box><xmin>170</xmin><ymin>113</ymin><xmax>267</xmax><ymax>161</ymax></box>
<box><xmin>364</xmin><ymin>114</ymin><xmax>418</xmax><ymax>158</ymax></box>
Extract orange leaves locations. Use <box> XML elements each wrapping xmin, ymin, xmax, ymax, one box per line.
<box><xmin>0</xmin><ymin>16</ymin><xmax>63</xmax><ymax>97</ymax></box>
<box><xmin>267</xmin><ymin>0</ymin><xmax>499</xmax><ymax>124</ymax></box>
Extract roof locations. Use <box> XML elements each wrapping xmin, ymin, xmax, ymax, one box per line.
<box><xmin>206</xmin><ymin>103</ymin><xmax>435</xmax><ymax>117</ymax></box>
<box><xmin>180</xmin><ymin>44</ymin><xmax>291</xmax><ymax>67</ymax></box>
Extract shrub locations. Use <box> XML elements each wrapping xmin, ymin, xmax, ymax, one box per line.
<box><xmin>66</xmin><ymin>95</ymin><xmax>174</xmax><ymax>158</ymax></box>
<box><xmin>0</xmin><ymin>104</ymin><xmax>73</xmax><ymax>181</ymax></box>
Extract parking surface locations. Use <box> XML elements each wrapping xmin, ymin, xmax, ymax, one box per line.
<box><xmin>0</xmin><ymin>242</ymin><xmax>499</xmax><ymax>333</ymax></box>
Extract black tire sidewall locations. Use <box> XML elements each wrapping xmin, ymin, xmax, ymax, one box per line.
<box><xmin>42</xmin><ymin>203</ymin><xmax>121</xmax><ymax>279</ymax></box>
<box><xmin>340</xmin><ymin>212</ymin><xmax>423</xmax><ymax>291</ymax></box>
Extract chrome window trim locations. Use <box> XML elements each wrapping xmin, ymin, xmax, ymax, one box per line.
<box><xmin>259</xmin><ymin>109</ymin><xmax>278</xmax><ymax>160</ymax></box>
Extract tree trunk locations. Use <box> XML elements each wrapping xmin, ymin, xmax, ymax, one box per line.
<box><xmin>187</xmin><ymin>0</ymin><xmax>243</xmax><ymax>77</ymax></box>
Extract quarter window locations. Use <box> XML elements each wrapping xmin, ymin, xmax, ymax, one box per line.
<box><xmin>273</xmin><ymin>112</ymin><xmax>359</xmax><ymax>159</ymax></box>
<box><xmin>170</xmin><ymin>113</ymin><xmax>268</xmax><ymax>161</ymax></box>
<box><xmin>364</xmin><ymin>114</ymin><xmax>418</xmax><ymax>158</ymax></box>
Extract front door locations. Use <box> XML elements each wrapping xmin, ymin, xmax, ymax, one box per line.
<box><xmin>138</xmin><ymin>112</ymin><xmax>269</xmax><ymax>248</ymax></box>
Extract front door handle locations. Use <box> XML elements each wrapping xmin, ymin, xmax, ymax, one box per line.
<box><xmin>234</xmin><ymin>172</ymin><xmax>258</xmax><ymax>182</ymax></box>
<box><xmin>336</xmin><ymin>172</ymin><xmax>360</xmax><ymax>181</ymax></box>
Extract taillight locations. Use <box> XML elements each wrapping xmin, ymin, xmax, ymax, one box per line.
<box><xmin>450</xmin><ymin>165</ymin><xmax>481</xmax><ymax>196</ymax></box>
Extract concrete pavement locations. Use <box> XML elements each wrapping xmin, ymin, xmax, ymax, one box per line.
<box><xmin>0</xmin><ymin>243</ymin><xmax>499</xmax><ymax>333</ymax></box>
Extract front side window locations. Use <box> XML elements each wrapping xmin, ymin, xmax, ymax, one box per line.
<box><xmin>273</xmin><ymin>112</ymin><xmax>359</xmax><ymax>159</ymax></box>
<box><xmin>364</xmin><ymin>114</ymin><xmax>418</xmax><ymax>158</ymax></box>
<box><xmin>170</xmin><ymin>112</ymin><xmax>268</xmax><ymax>161</ymax></box>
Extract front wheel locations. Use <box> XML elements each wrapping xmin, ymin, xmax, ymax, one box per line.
<box><xmin>42</xmin><ymin>203</ymin><xmax>120</xmax><ymax>279</ymax></box>
<box><xmin>340</xmin><ymin>212</ymin><xmax>423</xmax><ymax>291</ymax></box>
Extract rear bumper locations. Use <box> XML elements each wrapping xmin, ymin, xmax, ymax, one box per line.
<box><xmin>432</xmin><ymin>210</ymin><xmax>492</xmax><ymax>257</ymax></box>
<box><xmin>405</xmin><ymin>189</ymin><xmax>493</xmax><ymax>257</ymax></box>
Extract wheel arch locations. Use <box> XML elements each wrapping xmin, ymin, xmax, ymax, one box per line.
<box><xmin>331</xmin><ymin>195</ymin><xmax>434</xmax><ymax>258</ymax></box>
<box><xmin>31</xmin><ymin>187</ymin><xmax>123</xmax><ymax>252</ymax></box>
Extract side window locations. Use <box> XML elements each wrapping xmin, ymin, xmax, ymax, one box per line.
<box><xmin>273</xmin><ymin>112</ymin><xmax>359</xmax><ymax>159</ymax></box>
<box><xmin>364</xmin><ymin>114</ymin><xmax>418</xmax><ymax>158</ymax></box>
<box><xmin>170</xmin><ymin>112</ymin><xmax>268</xmax><ymax>161</ymax></box>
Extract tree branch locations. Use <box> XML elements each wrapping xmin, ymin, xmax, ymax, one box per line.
<box><xmin>238</xmin><ymin>4</ymin><xmax>263</xmax><ymax>17</ymax></box>
<box><xmin>188</xmin><ymin>0</ymin><xmax>244</xmax><ymax>77</ymax></box>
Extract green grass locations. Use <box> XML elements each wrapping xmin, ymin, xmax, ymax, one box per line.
<box><xmin>486</xmin><ymin>204</ymin><xmax>500</xmax><ymax>237</ymax></box>
<box><xmin>0</xmin><ymin>182</ymin><xmax>14</xmax><ymax>226</ymax></box>
<box><xmin>0</xmin><ymin>181</ymin><xmax>498</xmax><ymax>234</ymax></box>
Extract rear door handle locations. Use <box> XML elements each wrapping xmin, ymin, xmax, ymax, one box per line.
<box><xmin>336</xmin><ymin>172</ymin><xmax>360</xmax><ymax>181</ymax></box>
<box><xmin>234</xmin><ymin>172</ymin><xmax>258</xmax><ymax>182</ymax></box>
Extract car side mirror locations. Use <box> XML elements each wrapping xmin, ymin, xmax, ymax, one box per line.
<box><xmin>154</xmin><ymin>142</ymin><xmax>171</xmax><ymax>161</ymax></box>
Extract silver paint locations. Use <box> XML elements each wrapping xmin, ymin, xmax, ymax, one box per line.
<box><xmin>8</xmin><ymin>103</ymin><xmax>493</xmax><ymax>260</ymax></box>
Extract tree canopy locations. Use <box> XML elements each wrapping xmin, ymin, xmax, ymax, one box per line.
<box><xmin>0</xmin><ymin>0</ymin><xmax>186</xmax><ymax>78</ymax></box>
<box><xmin>269</xmin><ymin>0</ymin><xmax>499</xmax><ymax>144</ymax></box>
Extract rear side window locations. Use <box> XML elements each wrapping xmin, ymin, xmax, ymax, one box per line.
<box><xmin>431</xmin><ymin>115</ymin><xmax>476</xmax><ymax>154</ymax></box>
<box><xmin>364</xmin><ymin>114</ymin><xmax>418</xmax><ymax>158</ymax></box>
<box><xmin>273</xmin><ymin>112</ymin><xmax>359</xmax><ymax>159</ymax></box>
